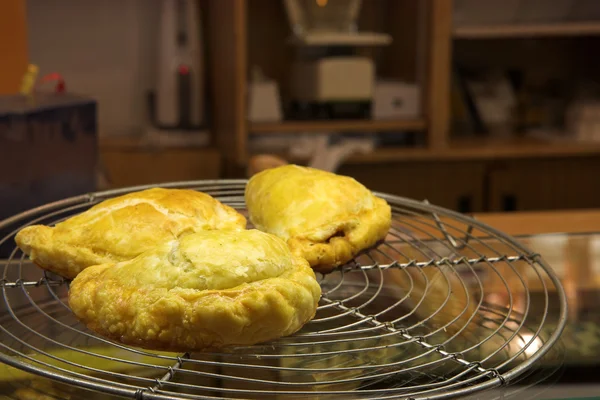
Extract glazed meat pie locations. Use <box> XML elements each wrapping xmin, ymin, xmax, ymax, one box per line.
<box><xmin>16</xmin><ymin>188</ymin><xmax>246</xmax><ymax>279</ymax></box>
<box><xmin>245</xmin><ymin>165</ymin><xmax>391</xmax><ymax>272</ymax></box>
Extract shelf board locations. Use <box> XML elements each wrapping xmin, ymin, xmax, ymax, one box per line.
<box><xmin>347</xmin><ymin>137</ymin><xmax>600</xmax><ymax>163</ymax></box>
<box><xmin>265</xmin><ymin>137</ymin><xmax>600</xmax><ymax>165</ymax></box>
<box><xmin>453</xmin><ymin>21</ymin><xmax>600</xmax><ymax>39</ymax></box>
<box><xmin>287</xmin><ymin>32</ymin><xmax>393</xmax><ymax>47</ymax></box>
<box><xmin>249</xmin><ymin>119</ymin><xmax>427</xmax><ymax>134</ymax></box>
<box><xmin>99</xmin><ymin>133</ymin><xmax>212</xmax><ymax>150</ymax></box>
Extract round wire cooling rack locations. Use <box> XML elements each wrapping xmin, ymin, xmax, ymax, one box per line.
<box><xmin>0</xmin><ymin>181</ymin><xmax>567</xmax><ymax>400</ymax></box>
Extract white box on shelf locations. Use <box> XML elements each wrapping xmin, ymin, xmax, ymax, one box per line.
<box><xmin>291</xmin><ymin>57</ymin><xmax>374</xmax><ymax>102</ymax></box>
<box><xmin>373</xmin><ymin>81</ymin><xmax>420</xmax><ymax>120</ymax></box>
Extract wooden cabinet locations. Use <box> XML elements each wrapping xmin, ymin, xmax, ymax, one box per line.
<box><xmin>487</xmin><ymin>157</ymin><xmax>600</xmax><ymax>212</ymax></box>
<box><xmin>338</xmin><ymin>156</ymin><xmax>600</xmax><ymax>213</ymax></box>
<box><xmin>99</xmin><ymin>138</ymin><xmax>222</xmax><ymax>189</ymax></box>
<box><xmin>339</xmin><ymin>161</ymin><xmax>486</xmax><ymax>213</ymax></box>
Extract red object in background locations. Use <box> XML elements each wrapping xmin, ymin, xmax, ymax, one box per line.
<box><xmin>178</xmin><ymin>64</ymin><xmax>190</xmax><ymax>75</ymax></box>
<box><xmin>37</xmin><ymin>72</ymin><xmax>66</xmax><ymax>93</ymax></box>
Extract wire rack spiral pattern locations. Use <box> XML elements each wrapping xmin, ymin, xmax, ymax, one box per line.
<box><xmin>0</xmin><ymin>181</ymin><xmax>567</xmax><ymax>399</ymax></box>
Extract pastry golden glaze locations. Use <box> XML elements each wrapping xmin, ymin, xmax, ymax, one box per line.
<box><xmin>68</xmin><ymin>229</ymin><xmax>321</xmax><ymax>351</ymax></box>
<box><xmin>245</xmin><ymin>165</ymin><xmax>391</xmax><ymax>272</ymax></box>
<box><xmin>15</xmin><ymin>188</ymin><xmax>246</xmax><ymax>279</ymax></box>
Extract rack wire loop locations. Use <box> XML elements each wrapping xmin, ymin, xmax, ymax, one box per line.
<box><xmin>0</xmin><ymin>181</ymin><xmax>567</xmax><ymax>399</ymax></box>
<box><xmin>423</xmin><ymin>199</ymin><xmax>474</xmax><ymax>250</ymax></box>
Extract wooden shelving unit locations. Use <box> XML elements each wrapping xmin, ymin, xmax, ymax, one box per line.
<box><xmin>454</xmin><ymin>21</ymin><xmax>600</xmax><ymax>39</ymax></box>
<box><xmin>205</xmin><ymin>0</ymin><xmax>600</xmax><ymax>169</ymax></box>
<box><xmin>205</xmin><ymin>0</ymin><xmax>450</xmax><ymax>166</ymax></box>
<box><xmin>202</xmin><ymin>0</ymin><xmax>600</xmax><ymax>213</ymax></box>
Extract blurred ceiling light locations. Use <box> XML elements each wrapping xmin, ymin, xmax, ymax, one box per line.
<box><xmin>316</xmin><ymin>0</ymin><xmax>328</xmax><ymax>7</ymax></box>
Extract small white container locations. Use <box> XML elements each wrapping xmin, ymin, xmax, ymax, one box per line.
<box><xmin>248</xmin><ymin>80</ymin><xmax>283</xmax><ymax>123</ymax></box>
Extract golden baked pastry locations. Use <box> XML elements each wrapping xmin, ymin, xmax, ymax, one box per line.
<box><xmin>245</xmin><ymin>165</ymin><xmax>391</xmax><ymax>272</ymax></box>
<box><xmin>68</xmin><ymin>229</ymin><xmax>322</xmax><ymax>351</ymax></box>
<box><xmin>15</xmin><ymin>188</ymin><xmax>246</xmax><ymax>279</ymax></box>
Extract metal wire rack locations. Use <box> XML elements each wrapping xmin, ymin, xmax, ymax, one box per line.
<box><xmin>0</xmin><ymin>181</ymin><xmax>567</xmax><ymax>399</ymax></box>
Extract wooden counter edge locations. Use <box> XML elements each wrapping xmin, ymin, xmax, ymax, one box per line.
<box><xmin>473</xmin><ymin>209</ymin><xmax>600</xmax><ymax>237</ymax></box>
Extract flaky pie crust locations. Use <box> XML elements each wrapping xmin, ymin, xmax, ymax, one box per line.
<box><xmin>245</xmin><ymin>165</ymin><xmax>391</xmax><ymax>272</ymax></box>
<box><xmin>68</xmin><ymin>229</ymin><xmax>321</xmax><ymax>352</ymax></box>
<box><xmin>15</xmin><ymin>188</ymin><xmax>246</xmax><ymax>279</ymax></box>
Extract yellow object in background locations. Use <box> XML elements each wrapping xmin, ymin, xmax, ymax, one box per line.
<box><xmin>0</xmin><ymin>0</ymin><xmax>29</xmax><ymax>95</ymax></box>
<box><xmin>19</xmin><ymin>64</ymin><xmax>39</xmax><ymax>96</ymax></box>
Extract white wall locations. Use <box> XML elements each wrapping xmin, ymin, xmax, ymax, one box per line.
<box><xmin>26</xmin><ymin>0</ymin><xmax>161</xmax><ymax>137</ymax></box>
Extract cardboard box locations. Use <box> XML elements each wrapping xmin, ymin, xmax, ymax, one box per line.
<box><xmin>0</xmin><ymin>93</ymin><xmax>98</xmax><ymax>227</ymax></box>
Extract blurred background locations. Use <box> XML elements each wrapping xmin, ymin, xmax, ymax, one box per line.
<box><xmin>2</xmin><ymin>0</ymin><xmax>600</xmax><ymax>218</ymax></box>
<box><xmin>2</xmin><ymin>2</ymin><xmax>600</xmax><ymax>398</ymax></box>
